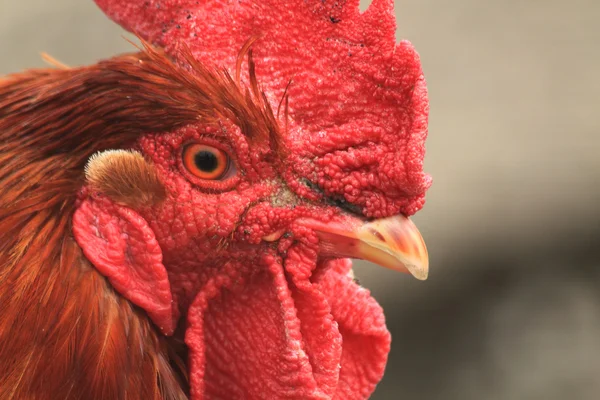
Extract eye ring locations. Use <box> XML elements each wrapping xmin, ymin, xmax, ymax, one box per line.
<box><xmin>182</xmin><ymin>144</ymin><xmax>230</xmax><ymax>180</ymax></box>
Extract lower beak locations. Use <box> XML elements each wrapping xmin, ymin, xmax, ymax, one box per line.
<box><xmin>297</xmin><ymin>215</ymin><xmax>429</xmax><ymax>280</ymax></box>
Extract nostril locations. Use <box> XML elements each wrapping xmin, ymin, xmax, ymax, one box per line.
<box><xmin>327</xmin><ymin>195</ymin><xmax>364</xmax><ymax>217</ymax></box>
<box><xmin>300</xmin><ymin>178</ymin><xmax>364</xmax><ymax>217</ymax></box>
<box><xmin>300</xmin><ymin>178</ymin><xmax>322</xmax><ymax>194</ymax></box>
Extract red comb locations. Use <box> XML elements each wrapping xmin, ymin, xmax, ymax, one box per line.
<box><xmin>95</xmin><ymin>0</ymin><xmax>430</xmax><ymax>216</ymax></box>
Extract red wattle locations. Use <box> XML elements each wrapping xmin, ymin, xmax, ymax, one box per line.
<box><xmin>185</xmin><ymin>250</ymin><xmax>389</xmax><ymax>400</ymax></box>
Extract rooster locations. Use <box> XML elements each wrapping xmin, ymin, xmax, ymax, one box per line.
<box><xmin>0</xmin><ymin>0</ymin><xmax>430</xmax><ymax>399</ymax></box>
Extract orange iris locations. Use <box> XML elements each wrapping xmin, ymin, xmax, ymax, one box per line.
<box><xmin>182</xmin><ymin>144</ymin><xmax>230</xmax><ymax>180</ymax></box>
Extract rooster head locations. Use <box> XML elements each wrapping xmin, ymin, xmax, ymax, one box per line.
<box><xmin>69</xmin><ymin>0</ymin><xmax>432</xmax><ymax>398</ymax></box>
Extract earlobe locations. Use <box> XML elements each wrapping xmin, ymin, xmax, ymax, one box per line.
<box><xmin>72</xmin><ymin>195</ymin><xmax>177</xmax><ymax>335</ymax></box>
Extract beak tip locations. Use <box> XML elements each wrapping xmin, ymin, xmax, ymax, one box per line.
<box><xmin>409</xmin><ymin>264</ymin><xmax>429</xmax><ymax>281</ymax></box>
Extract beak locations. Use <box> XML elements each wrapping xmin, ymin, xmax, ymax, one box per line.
<box><xmin>297</xmin><ymin>215</ymin><xmax>429</xmax><ymax>280</ymax></box>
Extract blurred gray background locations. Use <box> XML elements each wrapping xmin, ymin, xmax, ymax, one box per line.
<box><xmin>1</xmin><ymin>0</ymin><xmax>599</xmax><ymax>399</ymax></box>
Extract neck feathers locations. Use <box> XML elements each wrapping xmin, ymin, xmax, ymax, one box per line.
<box><xmin>0</xmin><ymin>47</ymin><xmax>193</xmax><ymax>400</ymax></box>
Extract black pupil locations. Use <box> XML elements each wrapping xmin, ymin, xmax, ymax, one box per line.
<box><xmin>194</xmin><ymin>150</ymin><xmax>219</xmax><ymax>173</ymax></box>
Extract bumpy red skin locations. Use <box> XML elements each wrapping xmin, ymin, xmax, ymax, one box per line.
<box><xmin>74</xmin><ymin>0</ymin><xmax>431</xmax><ymax>398</ymax></box>
<box><xmin>73</xmin><ymin>124</ymin><xmax>392</xmax><ymax>399</ymax></box>
<box><xmin>95</xmin><ymin>0</ymin><xmax>431</xmax><ymax>218</ymax></box>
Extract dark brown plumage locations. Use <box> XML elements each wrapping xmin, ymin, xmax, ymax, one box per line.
<box><xmin>0</xmin><ymin>41</ymin><xmax>275</xmax><ymax>399</ymax></box>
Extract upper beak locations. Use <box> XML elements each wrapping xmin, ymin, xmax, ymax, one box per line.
<box><xmin>297</xmin><ymin>215</ymin><xmax>429</xmax><ymax>280</ymax></box>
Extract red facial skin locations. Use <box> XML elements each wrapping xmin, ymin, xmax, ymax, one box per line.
<box><xmin>73</xmin><ymin>122</ymin><xmax>392</xmax><ymax>399</ymax></box>
<box><xmin>74</xmin><ymin>0</ymin><xmax>431</xmax><ymax>398</ymax></box>
<box><xmin>95</xmin><ymin>0</ymin><xmax>431</xmax><ymax>218</ymax></box>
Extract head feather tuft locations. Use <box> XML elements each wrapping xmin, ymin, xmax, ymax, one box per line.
<box><xmin>85</xmin><ymin>149</ymin><xmax>167</xmax><ymax>209</ymax></box>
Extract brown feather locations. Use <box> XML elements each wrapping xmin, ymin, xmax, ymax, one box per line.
<box><xmin>0</xmin><ymin>39</ymin><xmax>282</xmax><ymax>399</ymax></box>
<box><xmin>84</xmin><ymin>149</ymin><xmax>167</xmax><ymax>208</ymax></box>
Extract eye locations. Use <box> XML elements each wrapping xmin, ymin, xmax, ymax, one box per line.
<box><xmin>182</xmin><ymin>144</ymin><xmax>231</xmax><ymax>180</ymax></box>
